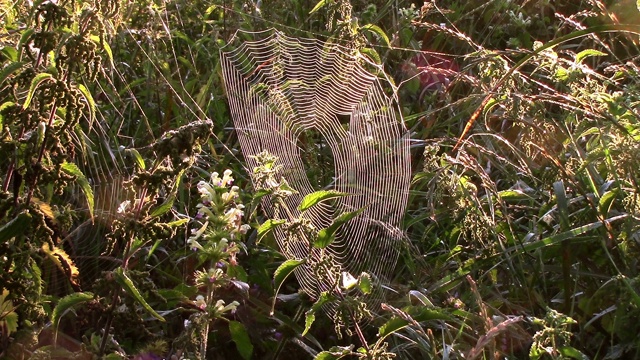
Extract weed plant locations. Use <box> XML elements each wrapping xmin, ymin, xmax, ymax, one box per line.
<box><xmin>1</xmin><ymin>0</ymin><xmax>639</xmax><ymax>359</ymax></box>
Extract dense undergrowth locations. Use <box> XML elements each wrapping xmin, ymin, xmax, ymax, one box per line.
<box><xmin>1</xmin><ymin>0</ymin><xmax>639</xmax><ymax>359</ymax></box>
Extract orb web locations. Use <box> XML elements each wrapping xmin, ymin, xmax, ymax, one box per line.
<box><xmin>221</xmin><ymin>29</ymin><xmax>410</xmax><ymax>309</ymax></box>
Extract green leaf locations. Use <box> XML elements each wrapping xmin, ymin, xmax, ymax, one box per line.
<box><xmin>558</xmin><ymin>346</ymin><xmax>589</xmax><ymax>360</ymax></box>
<box><xmin>553</xmin><ymin>181</ymin><xmax>570</xmax><ymax>230</ymax></box>
<box><xmin>90</xmin><ymin>35</ymin><xmax>114</xmax><ymax>67</ymax></box>
<box><xmin>114</xmin><ymin>268</ymin><xmax>165</xmax><ymax>322</ymax></box>
<box><xmin>357</xmin><ymin>272</ymin><xmax>372</xmax><ymax>294</ymax></box>
<box><xmin>303</xmin><ymin>292</ymin><xmax>331</xmax><ymax>336</ymax></box>
<box><xmin>0</xmin><ymin>101</ymin><xmax>16</xmax><ymax>131</ymax></box>
<box><xmin>0</xmin><ymin>211</ymin><xmax>32</xmax><ymax>242</ymax></box>
<box><xmin>299</xmin><ymin>190</ymin><xmax>348</xmax><ymax>211</ymax></box>
<box><xmin>61</xmin><ymin>162</ymin><xmax>94</xmax><ymax>220</ymax></box>
<box><xmin>271</xmin><ymin>259</ymin><xmax>305</xmax><ymax>315</ymax></box>
<box><xmin>598</xmin><ymin>189</ymin><xmax>617</xmax><ymax>218</ymax></box>
<box><xmin>77</xmin><ymin>84</ymin><xmax>96</xmax><ymax>126</ymax></box>
<box><xmin>378</xmin><ymin>317</ymin><xmax>409</xmax><ymax>338</ymax></box>
<box><xmin>0</xmin><ymin>61</ymin><xmax>26</xmax><ymax>86</ymax></box>
<box><xmin>309</xmin><ymin>0</ymin><xmax>329</xmax><ymax>14</ymax></box>
<box><xmin>359</xmin><ymin>24</ymin><xmax>390</xmax><ymax>47</ymax></box>
<box><xmin>150</xmin><ymin>169</ymin><xmax>184</xmax><ymax>218</ymax></box>
<box><xmin>575</xmin><ymin>49</ymin><xmax>607</xmax><ymax>64</ymax></box>
<box><xmin>23</xmin><ymin>72</ymin><xmax>54</xmax><ymax>109</ymax></box>
<box><xmin>315</xmin><ymin>207</ymin><xmax>365</xmax><ymax>248</ymax></box>
<box><xmin>52</xmin><ymin>292</ymin><xmax>94</xmax><ymax>343</ymax></box>
<box><xmin>125</xmin><ymin>148</ymin><xmax>146</xmax><ymax>170</ymax></box>
<box><xmin>229</xmin><ymin>321</ymin><xmax>253</xmax><ymax>360</ymax></box>
<box><xmin>0</xmin><ymin>288</ymin><xmax>18</xmax><ymax>336</ymax></box>
<box><xmin>358</xmin><ymin>47</ymin><xmax>381</xmax><ymax>64</ymax></box>
<box><xmin>257</xmin><ymin>219</ymin><xmax>286</xmax><ymax>242</ymax></box>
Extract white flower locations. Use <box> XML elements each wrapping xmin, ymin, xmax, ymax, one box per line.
<box><xmin>117</xmin><ymin>200</ymin><xmax>131</xmax><ymax>214</ymax></box>
<box><xmin>342</xmin><ymin>271</ymin><xmax>358</xmax><ymax>290</ymax></box>
<box><xmin>195</xmin><ymin>295</ymin><xmax>206</xmax><ymax>310</ymax></box>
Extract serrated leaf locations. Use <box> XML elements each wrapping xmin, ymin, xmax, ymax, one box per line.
<box><xmin>0</xmin><ymin>288</ymin><xmax>18</xmax><ymax>336</ymax></box>
<box><xmin>299</xmin><ymin>190</ymin><xmax>348</xmax><ymax>211</ymax></box>
<box><xmin>359</xmin><ymin>24</ymin><xmax>390</xmax><ymax>47</ymax></box>
<box><xmin>51</xmin><ymin>292</ymin><xmax>94</xmax><ymax>344</ymax></box>
<box><xmin>229</xmin><ymin>321</ymin><xmax>253</xmax><ymax>360</ymax></box>
<box><xmin>303</xmin><ymin>292</ymin><xmax>331</xmax><ymax>336</ymax></box>
<box><xmin>357</xmin><ymin>272</ymin><xmax>372</xmax><ymax>294</ymax></box>
<box><xmin>359</xmin><ymin>47</ymin><xmax>381</xmax><ymax>64</ymax></box>
<box><xmin>61</xmin><ymin>162</ymin><xmax>94</xmax><ymax>220</ymax></box>
<box><xmin>575</xmin><ymin>49</ymin><xmax>606</xmax><ymax>64</ymax></box>
<box><xmin>309</xmin><ymin>0</ymin><xmax>328</xmax><ymax>14</ymax></box>
<box><xmin>23</xmin><ymin>72</ymin><xmax>54</xmax><ymax>109</ymax></box>
<box><xmin>315</xmin><ymin>207</ymin><xmax>365</xmax><ymax>248</ymax></box>
<box><xmin>42</xmin><ymin>243</ymin><xmax>80</xmax><ymax>289</ymax></box>
<box><xmin>378</xmin><ymin>317</ymin><xmax>409</xmax><ymax>338</ymax></box>
<box><xmin>90</xmin><ymin>35</ymin><xmax>113</xmax><ymax>67</ymax></box>
<box><xmin>114</xmin><ymin>267</ymin><xmax>165</xmax><ymax>322</ymax></box>
<box><xmin>0</xmin><ymin>61</ymin><xmax>26</xmax><ymax>86</ymax></box>
<box><xmin>0</xmin><ymin>211</ymin><xmax>32</xmax><ymax>242</ymax></box>
<box><xmin>0</xmin><ymin>101</ymin><xmax>16</xmax><ymax>131</ymax></box>
<box><xmin>257</xmin><ymin>219</ymin><xmax>286</xmax><ymax>242</ymax></box>
<box><xmin>271</xmin><ymin>259</ymin><xmax>305</xmax><ymax>315</ymax></box>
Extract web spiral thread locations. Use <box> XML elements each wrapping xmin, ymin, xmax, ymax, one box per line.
<box><xmin>221</xmin><ymin>29</ymin><xmax>410</xmax><ymax>309</ymax></box>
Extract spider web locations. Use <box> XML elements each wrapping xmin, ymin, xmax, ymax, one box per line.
<box><xmin>221</xmin><ymin>29</ymin><xmax>411</xmax><ymax>308</ymax></box>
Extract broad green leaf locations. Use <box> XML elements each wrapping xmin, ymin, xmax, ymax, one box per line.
<box><xmin>0</xmin><ymin>101</ymin><xmax>16</xmax><ymax>131</ymax></box>
<box><xmin>0</xmin><ymin>61</ymin><xmax>26</xmax><ymax>86</ymax></box>
<box><xmin>271</xmin><ymin>259</ymin><xmax>305</xmax><ymax>315</ymax></box>
<box><xmin>90</xmin><ymin>35</ymin><xmax>113</xmax><ymax>67</ymax></box>
<box><xmin>299</xmin><ymin>190</ymin><xmax>348</xmax><ymax>211</ymax></box>
<box><xmin>303</xmin><ymin>292</ymin><xmax>331</xmax><ymax>336</ymax></box>
<box><xmin>315</xmin><ymin>207</ymin><xmax>365</xmax><ymax>248</ymax></box>
<box><xmin>309</xmin><ymin>0</ymin><xmax>328</xmax><ymax>14</ymax></box>
<box><xmin>114</xmin><ymin>268</ymin><xmax>165</xmax><ymax>322</ymax></box>
<box><xmin>378</xmin><ymin>317</ymin><xmax>409</xmax><ymax>338</ymax></box>
<box><xmin>257</xmin><ymin>219</ymin><xmax>286</xmax><ymax>242</ymax></box>
<box><xmin>0</xmin><ymin>211</ymin><xmax>31</xmax><ymax>242</ymax></box>
<box><xmin>18</xmin><ymin>28</ymin><xmax>34</xmax><ymax>54</ymax></box>
<box><xmin>359</xmin><ymin>47</ymin><xmax>381</xmax><ymax>64</ymax></box>
<box><xmin>229</xmin><ymin>321</ymin><xmax>253</xmax><ymax>360</ymax></box>
<box><xmin>52</xmin><ymin>292</ymin><xmax>94</xmax><ymax>343</ymax></box>
<box><xmin>0</xmin><ymin>288</ymin><xmax>18</xmax><ymax>336</ymax></box>
<box><xmin>575</xmin><ymin>49</ymin><xmax>606</xmax><ymax>64</ymax></box>
<box><xmin>357</xmin><ymin>272</ymin><xmax>372</xmax><ymax>295</ymax></box>
<box><xmin>23</xmin><ymin>72</ymin><xmax>54</xmax><ymax>109</ymax></box>
<box><xmin>558</xmin><ymin>346</ymin><xmax>589</xmax><ymax>360</ymax></box>
<box><xmin>359</xmin><ymin>24</ymin><xmax>390</xmax><ymax>47</ymax></box>
<box><xmin>598</xmin><ymin>189</ymin><xmax>617</xmax><ymax>218</ymax></box>
<box><xmin>61</xmin><ymin>162</ymin><xmax>94</xmax><ymax>219</ymax></box>
<box><xmin>497</xmin><ymin>190</ymin><xmax>531</xmax><ymax>201</ymax></box>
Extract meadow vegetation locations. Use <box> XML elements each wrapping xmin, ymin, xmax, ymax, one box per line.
<box><xmin>1</xmin><ymin>0</ymin><xmax>640</xmax><ymax>359</ymax></box>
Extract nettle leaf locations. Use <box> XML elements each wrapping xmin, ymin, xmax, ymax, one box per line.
<box><xmin>257</xmin><ymin>219</ymin><xmax>286</xmax><ymax>243</ymax></box>
<box><xmin>315</xmin><ymin>207</ymin><xmax>365</xmax><ymax>248</ymax></box>
<box><xmin>299</xmin><ymin>190</ymin><xmax>348</xmax><ymax>212</ymax></box>
<box><xmin>114</xmin><ymin>268</ymin><xmax>165</xmax><ymax>322</ymax></box>
<box><xmin>303</xmin><ymin>292</ymin><xmax>332</xmax><ymax>336</ymax></box>
<box><xmin>314</xmin><ymin>346</ymin><xmax>352</xmax><ymax>360</ymax></box>
<box><xmin>0</xmin><ymin>288</ymin><xmax>18</xmax><ymax>336</ymax></box>
<box><xmin>359</xmin><ymin>24</ymin><xmax>390</xmax><ymax>47</ymax></box>
<box><xmin>77</xmin><ymin>83</ymin><xmax>96</xmax><ymax>126</ymax></box>
<box><xmin>41</xmin><ymin>243</ymin><xmax>80</xmax><ymax>289</ymax></box>
<box><xmin>357</xmin><ymin>272</ymin><xmax>372</xmax><ymax>295</ymax></box>
<box><xmin>0</xmin><ymin>211</ymin><xmax>32</xmax><ymax>243</ymax></box>
<box><xmin>61</xmin><ymin>162</ymin><xmax>94</xmax><ymax>220</ymax></box>
<box><xmin>575</xmin><ymin>49</ymin><xmax>606</xmax><ymax>64</ymax></box>
<box><xmin>151</xmin><ymin>169</ymin><xmax>185</xmax><ymax>217</ymax></box>
<box><xmin>52</xmin><ymin>292</ymin><xmax>94</xmax><ymax>343</ymax></box>
<box><xmin>271</xmin><ymin>259</ymin><xmax>305</xmax><ymax>315</ymax></box>
<box><xmin>0</xmin><ymin>101</ymin><xmax>17</xmax><ymax>131</ymax></box>
<box><xmin>23</xmin><ymin>72</ymin><xmax>54</xmax><ymax>109</ymax></box>
<box><xmin>0</xmin><ymin>61</ymin><xmax>26</xmax><ymax>86</ymax></box>
<box><xmin>229</xmin><ymin>321</ymin><xmax>253</xmax><ymax>360</ymax></box>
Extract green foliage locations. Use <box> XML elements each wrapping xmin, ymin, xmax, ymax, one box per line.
<box><xmin>1</xmin><ymin>0</ymin><xmax>640</xmax><ymax>358</ymax></box>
